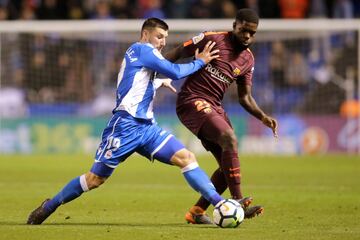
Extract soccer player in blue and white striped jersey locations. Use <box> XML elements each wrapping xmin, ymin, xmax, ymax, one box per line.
<box><xmin>27</xmin><ymin>18</ymin><xmax>224</xmax><ymax>225</ymax></box>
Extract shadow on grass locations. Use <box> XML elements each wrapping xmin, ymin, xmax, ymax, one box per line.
<box><xmin>0</xmin><ymin>221</ymin><xmax>216</xmax><ymax>229</ymax></box>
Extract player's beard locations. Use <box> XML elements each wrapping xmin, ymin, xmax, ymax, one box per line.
<box><xmin>239</xmin><ymin>37</ymin><xmax>253</xmax><ymax>48</ymax></box>
<box><xmin>232</xmin><ymin>34</ymin><xmax>251</xmax><ymax>50</ymax></box>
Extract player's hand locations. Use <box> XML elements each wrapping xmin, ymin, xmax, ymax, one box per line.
<box><xmin>160</xmin><ymin>78</ymin><xmax>177</xmax><ymax>93</ymax></box>
<box><xmin>195</xmin><ymin>41</ymin><xmax>219</xmax><ymax>64</ymax></box>
<box><xmin>261</xmin><ymin>115</ymin><xmax>278</xmax><ymax>138</ymax></box>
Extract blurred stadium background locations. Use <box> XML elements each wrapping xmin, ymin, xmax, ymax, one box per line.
<box><xmin>0</xmin><ymin>2</ymin><xmax>359</xmax><ymax>240</ymax></box>
<box><xmin>0</xmin><ymin>0</ymin><xmax>359</xmax><ymax>156</ymax></box>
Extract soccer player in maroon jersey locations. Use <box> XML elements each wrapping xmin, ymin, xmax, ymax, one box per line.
<box><xmin>165</xmin><ymin>9</ymin><xmax>278</xmax><ymax>224</ymax></box>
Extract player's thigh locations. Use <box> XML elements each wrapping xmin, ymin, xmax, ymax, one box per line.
<box><xmin>199</xmin><ymin>115</ymin><xmax>234</xmax><ymax>144</ymax></box>
<box><xmin>200</xmin><ymin>138</ymin><xmax>222</xmax><ymax>165</ymax></box>
<box><xmin>94</xmin><ymin>113</ymin><xmax>142</xmax><ymax>170</ymax></box>
<box><xmin>137</xmin><ymin>124</ymin><xmax>185</xmax><ymax>165</ymax></box>
<box><xmin>176</xmin><ymin>99</ymin><xmax>212</xmax><ymax>135</ymax></box>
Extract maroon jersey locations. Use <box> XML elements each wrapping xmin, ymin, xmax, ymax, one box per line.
<box><xmin>178</xmin><ymin>31</ymin><xmax>255</xmax><ymax>107</ymax></box>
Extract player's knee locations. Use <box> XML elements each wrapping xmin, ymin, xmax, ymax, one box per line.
<box><xmin>219</xmin><ymin>130</ymin><xmax>238</xmax><ymax>149</ymax></box>
<box><xmin>170</xmin><ymin>149</ymin><xmax>197</xmax><ymax>168</ymax></box>
<box><xmin>186</xmin><ymin>151</ymin><xmax>197</xmax><ymax>164</ymax></box>
<box><xmin>85</xmin><ymin>172</ymin><xmax>107</xmax><ymax>190</ymax></box>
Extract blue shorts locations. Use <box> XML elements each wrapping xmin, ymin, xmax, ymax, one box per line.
<box><xmin>91</xmin><ymin>111</ymin><xmax>185</xmax><ymax>177</ymax></box>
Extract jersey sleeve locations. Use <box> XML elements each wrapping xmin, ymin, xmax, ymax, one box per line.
<box><xmin>182</xmin><ymin>31</ymin><xmax>227</xmax><ymax>57</ymax></box>
<box><xmin>139</xmin><ymin>44</ymin><xmax>205</xmax><ymax>80</ymax></box>
<box><xmin>182</xmin><ymin>32</ymin><xmax>208</xmax><ymax>57</ymax></box>
<box><xmin>236</xmin><ymin>50</ymin><xmax>255</xmax><ymax>86</ymax></box>
<box><xmin>236</xmin><ymin>66</ymin><xmax>254</xmax><ymax>86</ymax></box>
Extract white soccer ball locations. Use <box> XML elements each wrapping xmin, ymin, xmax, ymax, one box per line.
<box><xmin>213</xmin><ymin>199</ymin><xmax>244</xmax><ymax>228</ymax></box>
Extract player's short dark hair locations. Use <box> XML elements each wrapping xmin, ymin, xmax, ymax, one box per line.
<box><xmin>236</xmin><ymin>8</ymin><xmax>259</xmax><ymax>24</ymax></box>
<box><xmin>141</xmin><ymin>18</ymin><xmax>169</xmax><ymax>32</ymax></box>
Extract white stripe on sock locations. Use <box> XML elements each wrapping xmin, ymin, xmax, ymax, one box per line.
<box><xmin>80</xmin><ymin>174</ymin><xmax>89</xmax><ymax>192</ymax></box>
<box><xmin>181</xmin><ymin>162</ymin><xmax>199</xmax><ymax>173</ymax></box>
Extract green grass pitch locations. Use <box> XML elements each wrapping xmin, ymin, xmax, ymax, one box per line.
<box><xmin>0</xmin><ymin>154</ymin><xmax>359</xmax><ymax>240</ymax></box>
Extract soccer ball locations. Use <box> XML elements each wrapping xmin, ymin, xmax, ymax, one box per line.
<box><xmin>213</xmin><ymin>199</ymin><xmax>244</xmax><ymax>228</ymax></box>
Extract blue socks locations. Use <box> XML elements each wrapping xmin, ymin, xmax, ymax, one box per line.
<box><xmin>44</xmin><ymin>175</ymin><xmax>89</xmax><ymax>213</ymax></box>
<box><xmin>42</xmin><ymin>163</ymin><xmax>222</xmax><ymax>214</ymax></box>
<box><xmin>182</xmin><ymin>162</ymin><xmax>223</xmax><ymax>206</ymax></box>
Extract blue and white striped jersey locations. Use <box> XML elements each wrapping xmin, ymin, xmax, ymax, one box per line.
<box><xmin>114</xmin><ymin>42</ymin><xmax>205</xmax><ymax>120</ymax></box>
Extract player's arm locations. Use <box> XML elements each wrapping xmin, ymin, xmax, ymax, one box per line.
<box><xmin>164</xmin><ymin>32</ymin><xmax>208</xmax><ymax>62</ymax></box>
<box><xmin>153</xmin><ymin>78</ymin><xmax>177</xmax><ymax>93</ymax></box>
<box><xmin>164</xmin><ymin>44</ymin><xmax>185</xmax><ymax>62</ymax></box>
<box><xmin>141</xmin><ymin>41</ymin><xmax>218</xmax><ymax>80</ymax></box>
<box><xmin>237</xmin><ymin>83</ymin><xmax>278</xmax><ymax>137</ymax></box>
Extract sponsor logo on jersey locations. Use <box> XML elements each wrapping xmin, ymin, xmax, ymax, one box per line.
<box><xmin>233</xmin><ymin>68</ymin><xmax>241</xmax><ymax>76</ymax></box>
<box><xmin>152</xmin><ymin>49</ymin><xmax>165</xmax><ymax>59</ymax></box>
<box><xmin>192</xmin><ymin>33</ymin><xmax>205</xmax><ymax>45</ymax></box>
<box><xmin>205</xmin><ymin>63</ymin><xmax>232</xmax><ymax>84</ymax></box>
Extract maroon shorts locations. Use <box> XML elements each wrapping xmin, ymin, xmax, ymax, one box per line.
<box><xmin>176</xmin><ymin>98</ymin><xmax>233</xmax><ymax>140</ymax></box>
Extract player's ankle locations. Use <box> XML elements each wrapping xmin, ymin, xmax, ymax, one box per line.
<box><xmin>190</xmin><ymin>206</ymin><xmax>206</xmax><ymax>214</ymax></box>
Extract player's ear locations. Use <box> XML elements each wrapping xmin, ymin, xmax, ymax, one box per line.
<box><xmin>141</xmin><ymin>29</ymin><xmax>150</xmax><ymax>41</ymax></box>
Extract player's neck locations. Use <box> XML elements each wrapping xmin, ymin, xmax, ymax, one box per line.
<box><xmin>230</xmin><ymin>32</ymin><xmax>248</xmax><ymax>52</ymax></box>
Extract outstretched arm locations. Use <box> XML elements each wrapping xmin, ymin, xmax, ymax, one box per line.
<box><xmin>164</xmin><ymin>33</ymin><xmax>208</xmax><ymax>62</ymax></box>
<box><xmin>153</xmin><ymin>78</ymin><xmax>177</xmax><ymax>93</ymax></box>
<box><xmin>237</xmin><ymin>83</ymin><xmax>278</xmax><ymax>137</ymax></box>
<box><xmin>164</xmin><ymin>44</ymin><xmax>185</xmax><ymax>62</ymax></box>
<box><xmin>141</xmin><ymin>41</ymin><xmax>218</xmax><ymax>80</ymax></box>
